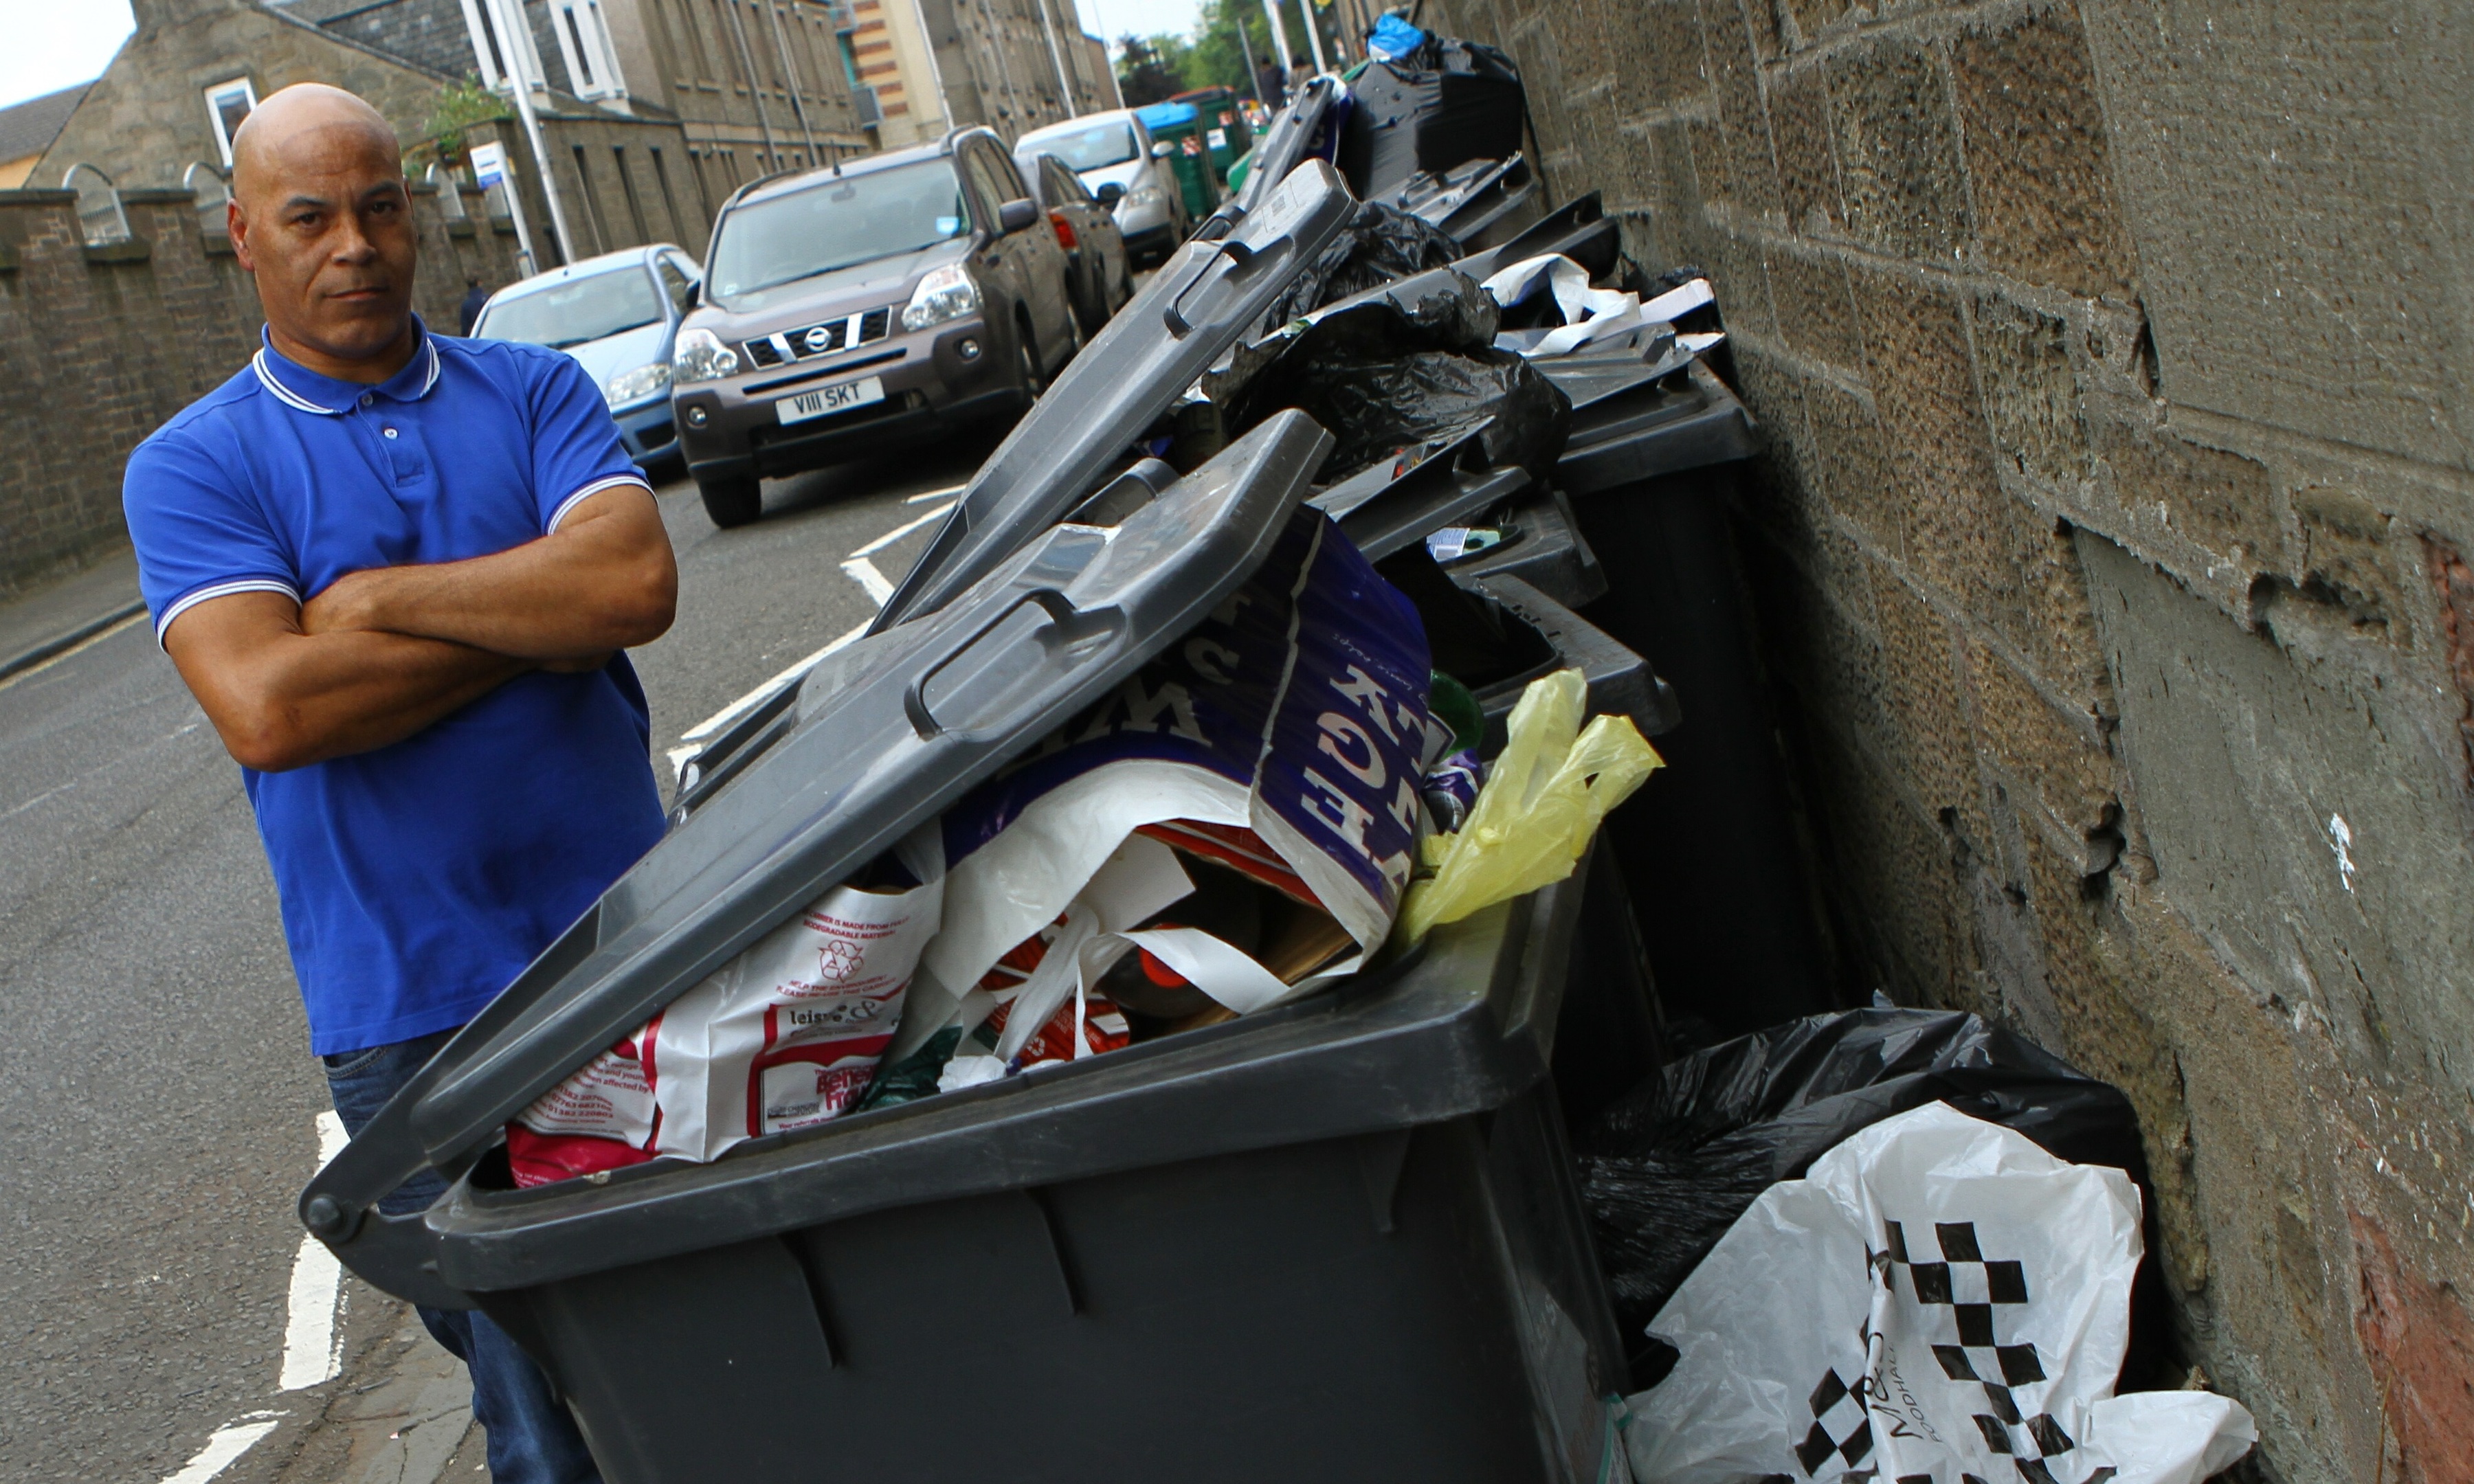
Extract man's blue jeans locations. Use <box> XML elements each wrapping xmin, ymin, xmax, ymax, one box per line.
<box><xmin>323</xmin><ymin>1028</ymin><xmax>603</xmax><ymax>1484</ymax></box>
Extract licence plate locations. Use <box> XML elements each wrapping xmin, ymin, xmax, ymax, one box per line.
<box><xmin>776</xmin><ymin>376</ymin><xmax>885</xmax><ymax>425</ymax></box>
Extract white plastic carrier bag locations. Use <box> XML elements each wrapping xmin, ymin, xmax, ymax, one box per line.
<box><xmin>504</xmin><ymin>828</ymin><xmax>945</xmax><ymax>1184</ymax></box>
<box><xmin>1622</xmin><ymin>1102</ymin><xmax>2255</xmax><ymax>1484</ymax></box>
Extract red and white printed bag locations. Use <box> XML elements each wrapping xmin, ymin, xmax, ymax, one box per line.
<box><xmin>506</xmin><ymin>830</ymin><xmax>944</xmax><ymax>1185</ymax></box>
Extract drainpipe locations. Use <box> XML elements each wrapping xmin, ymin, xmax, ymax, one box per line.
<box><xmin>1032</xmin><ymin>0</ymin><xmax>1076</xmax><ymax>120</ymax></box>
<box><xmin>759</xmin><ymin>0</ymin><xmax>825</xmax><ymax>164</ymax></box>
<box><xmin>487</xmin><ymin>0</ymin><xmax>578</xmax><ymax>264</ymax></box>
<box><xmin>721</xmin><ymin>0</ymin><xmax>783</xmax><ymax>168</ymax></box>
<box><xmin>909</xmin><ymin>0</ymin><xmax>951</xmax><ymax>137</ymax></box>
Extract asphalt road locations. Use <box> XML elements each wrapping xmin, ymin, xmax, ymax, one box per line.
<box><xmin>0</xmin><ymin>438</ymin><xmax>998</xmax><ymax>1482</ymax></box>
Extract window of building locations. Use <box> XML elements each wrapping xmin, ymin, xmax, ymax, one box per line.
<box><xmin>203</xmin><ymin>78</ymin><xmax>257</xmax><ymax>168</ymax></box>
<box><xmin>457</xmin><ymin>0</ymin><xmax>515</xmax><ymax>88</ymax></box>
<box><xmin>648</xmin><ymin>146</ymin><xmax>690</xmax><ymax>243</ymax></box>
<box><xmin>550</xmin><ymin>0</ymin><xmax>629</xmax><ymax>101</ymax></box>
<box><xmin>612</xmin><ymin>146</ymin><xmax>651</xmax><ymax>243</ymax></box>
<box><xmin>572</xmin><ymin>144</ymin><xmax>612</xmax><ymax>253</ymax></box>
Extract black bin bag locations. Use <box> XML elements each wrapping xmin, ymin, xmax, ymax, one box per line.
<box><xmin>1218</xmin><ymin>269</ymin><xmax>1571</xmax><ymax>488</ymax></box>
<box><xmin>1260</xmin><ymin>200</ymin><xmax>1463</xmax><ymax>330</ymax></box>
<box><xmin>1339</xmin><ymin>38</ymin><xmax>1528</xmax><ymax>200</ymax></box>
<box><xmin>1572</xmin><ymin>1006</ymin><xmax>2167</xmax><ymax>1391</ymax></box>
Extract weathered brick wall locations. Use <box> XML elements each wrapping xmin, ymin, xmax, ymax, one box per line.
<box><xmin>0</xmin><ymin>180</ymin><xmax>524</xmax><ymax>596</ymax></box>
<box><xmin>1427</xmin><ymin>1</ymin><xmax>2474</xmax><ymax>1479</ymax></box>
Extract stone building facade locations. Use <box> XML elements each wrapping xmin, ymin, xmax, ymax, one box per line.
<box><xmin>36</xmin><ymin>0</ymin><xmax>713</xmax><ymax>271</ymax></box>
<box><xmin>889</xmin><ymin>0</ymin><xmax>1117</xmax><ymax>146</ymax></box>
<box><xmin>0</xmin><ymin>179</ymin><xmax>520</xmax><ymax>595</ymax></box>
<box><xmin>1425</xmin><ymin>1</ymin><xmax>2474</xmax><ymax>1481</ymax></box>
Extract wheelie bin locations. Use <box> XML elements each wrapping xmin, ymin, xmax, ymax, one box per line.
<box><xmin>302</xmin><ymin>162</ymin><xmax>1665</xmax><ymax>1484</ymax></box>
<box><xmin>1133</xmin><ymin>100</ymin><xmax>1222</xmax><ymax>223</ymax></box>
<box><xmin>1553</xmin><ymin>357</ymin><xmax>1836</xmax><ymax>1034</ymax></box>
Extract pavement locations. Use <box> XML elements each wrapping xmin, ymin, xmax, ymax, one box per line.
<box><xmin>0</xmin><ymin>437</ymin><xmax>998</xmax><ymax>1483</ymax></box>
<box><xmin>0</xmin><ymin>549</ymin><xmax>145</xmax><ymax>678</ymax></box>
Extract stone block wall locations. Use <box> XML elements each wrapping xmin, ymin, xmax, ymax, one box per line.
<box><xmin>1427</xmin><ymin>1</ymin><xmax>2474</xmax><ymax>1479</ymax></box>
<box><xmin>0</xmin><ymin>180</ymin><xmax>523</xmax><ymax>596</ymax></box>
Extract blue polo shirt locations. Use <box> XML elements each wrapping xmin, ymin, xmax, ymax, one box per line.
<box><xmin>124</xmin><ymin>319</ymin><xmax>668</xmax><ymax>1055</ymax></box>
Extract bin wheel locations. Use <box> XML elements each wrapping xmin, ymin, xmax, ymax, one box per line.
<box><xmin>699</xmin><ymin>475</ymin><xmax>761</xmax><ymax>528</ymax></box>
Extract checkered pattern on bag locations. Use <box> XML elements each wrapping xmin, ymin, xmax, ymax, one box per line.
<box><xmin>1871</xmin><ymin>1219</ymin><xmax>2121</xmax><ymax>1484</ymax></box>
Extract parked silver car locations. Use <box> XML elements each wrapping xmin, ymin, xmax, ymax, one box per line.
<box><xmin>1014</xmin><ymin>109</ymin><xmax>1190</xmax><ymax>265</ymax></box>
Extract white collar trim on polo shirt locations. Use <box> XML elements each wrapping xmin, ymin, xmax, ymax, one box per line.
<box><xmin>251</xmin><ymin>330</ymin><xmax>441</xmax><ymax>415</ymax></box>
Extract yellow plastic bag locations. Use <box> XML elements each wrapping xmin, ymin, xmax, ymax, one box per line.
<box><xmin>1394</xmin><ymin>669</ymin><xmax>1662</xmax><ymax>945</ymax></box>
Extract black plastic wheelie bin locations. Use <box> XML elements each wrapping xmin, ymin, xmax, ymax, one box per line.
<box><xmin>303</xmin><ymin>163</ymin><xmax>1659</xmax><ymax>1484</ymax></box>
<box><xmin>1552</xmin><ymin>355</ymin><xmax>1835</xmax><ymax>1034</ymax></box>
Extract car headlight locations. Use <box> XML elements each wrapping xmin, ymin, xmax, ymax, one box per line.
<box><xmin>605</xmin><ymin>361</ymin><xmax>672</xmax><ymax>407</ymax></box>
<box><xmin>901</xmin><ymin>263</ymin><xmax>981</xmax><ymax>331</ymax></box>
<box><xmin>1124</xmin><ymin>185</ymin><xmax>1165</xmax><ymax>208</ymax></box>
<box><xmin>672</xmin><ymin>326</ymin><xmax>739</xmax><ymax>384</ymax></box>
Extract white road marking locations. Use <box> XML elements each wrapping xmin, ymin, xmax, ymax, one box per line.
<box><xmin>678</xmin><ymin>620</ymin><xmax>873</xmax><ymax>750</ymax></box>
<box><xmin>159</xmin><ymin>1413</ymin><xmax>282</xmax><ymax>1484</ymax></box>
<box><xmin>851</xmin><ymin>500</ymin><xmax>954</xmax><ymax>556</ymax></box>
<box><xmin>278</xmin><ymin>1112</ymin><xmax>350</xmax><ymax>1391</ymax></box>
<box><xmin>839</xmin><ymin>556</ymin><xmax>896</xmax><ymax>607</ymax></box>
<box><xmin>905</xmin><ymin>482</ymin><xmax>968</xmax><ymax>503</ymax></box>
<box><xmin>668</xmin><ymin>495</ymin><xmax>951</xmax><ymax>780</ymax></box>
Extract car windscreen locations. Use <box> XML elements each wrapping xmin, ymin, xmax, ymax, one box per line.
<box><xmin>477</xmin><ymin>265</ymin><xmax>663</xmax><ymax>349</ymax></box>
<box><xmin>1021</xmin><ymin>121</ymin><xmax>1137</xmax><ymax>173</ymax></box>
<box><xmin>706</xmin><ymin>160</ymin><xmax>971</xmax><ymax>310</ymax></box>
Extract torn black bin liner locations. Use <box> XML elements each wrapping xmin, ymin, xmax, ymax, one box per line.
<box><xmin>1260</xmin><ymin>200</ymin><xmax>1463</xmax><ymax>330</ymax></box>
<box><xmin>1218</xmin><ymin>273</ymin><xmax>1571</xmax><ymax>488</ymax></box>
<box><xmin>1572</xmin><ymin>1006</ymin><xmax>2163</xmax><ymax>1390</ymax></box>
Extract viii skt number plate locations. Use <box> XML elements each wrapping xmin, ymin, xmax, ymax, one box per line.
<box><xmin>777</xmin><ymin>376</ymin><xmax>887</xmax><ymax>425</ymax></box>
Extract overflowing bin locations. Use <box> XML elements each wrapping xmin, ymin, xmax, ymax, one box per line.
<box><xmin>306</xmin><ymin>160</ymin><xmax>1675</xmax><ymax>1483</ymax></box>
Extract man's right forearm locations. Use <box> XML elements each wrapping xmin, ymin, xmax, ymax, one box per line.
<box><xmin>203</xmin><ymin>629</ymin><xmax>529</xmax><ymax>772</ymax></box>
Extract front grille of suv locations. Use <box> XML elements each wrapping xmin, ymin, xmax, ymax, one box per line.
<box><xmin>742</xmin><ymin>306</ymin><xmax>894</xmax><ymax>368</ymax></box>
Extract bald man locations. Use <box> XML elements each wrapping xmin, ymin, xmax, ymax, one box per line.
<box><xmin>121</xmin><ymin>84</ymin><xmax>660</xmax><ymax>1483</ymax></box>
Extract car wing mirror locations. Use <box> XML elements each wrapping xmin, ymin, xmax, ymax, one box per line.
<box><xmin>997</xmin><ymin>197</ymin><xmax>1040</xmax><ymax>234</ymax></box>
<box><xmin>1095</xmin><ymin>181</ymin><xmax>1126</xmax><ymax>206</ymax></box>
<box><xmin>1150</xmin><ymin>141</ymin><xmax>1173</xmax><ymax>159</ymax></box>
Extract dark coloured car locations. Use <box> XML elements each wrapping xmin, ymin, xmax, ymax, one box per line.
<box><xmin>1016</xmin><ymin>150</ymin><xmax>1132</xmax><ymax>338</ymax></box>
<box><xmin>471</xmin><ymin>245</ymin><xmax>702</xmax><ymax>475</ymax></box>
<box><xmin>669</xmin><ymin>129</ymin><xmax>1081</xmax><ymax>528</ymax></box>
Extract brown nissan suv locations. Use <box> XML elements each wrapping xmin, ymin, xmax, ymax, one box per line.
<box><xmin>670</xmin><ymin>128</ymin><xmax>1082</xmax><ymax>527</ymax></box>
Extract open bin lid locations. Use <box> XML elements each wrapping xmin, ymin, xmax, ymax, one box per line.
<box><xmin>304</xmin><ymin>412</ymin><xmax>1337</xmax><ymax>1309</ymax></box>
<box><xmin>873</xmin><ymin>161</ymin><xmax>1358</xmax><ymax>629</ymax></box>
<box><xmin>1222</xmin><ymin>77</ymin><xmax>1346</xmax><ymax>223</ymax></box>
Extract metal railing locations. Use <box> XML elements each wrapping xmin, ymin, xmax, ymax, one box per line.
<box><xmin>181</xmin><ymin>161</ymin><xmax>231</xmax><ymax>234</ymax></box>
<box><xmin>427</xmin><ymin>161</ymin><xmax>469</xmax><ymax>220</ymax></box>
<box><xmin>61</xmin><ymin>162</ymin><xmax>129</xmax><ymax>245</ymax></box>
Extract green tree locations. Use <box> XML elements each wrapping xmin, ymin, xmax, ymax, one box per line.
<box><xmin>1185</xmin><ymin>0</ymin><xmax>1278</xmax><ymax>98</ymax></box>
<box><xmin>1181</xmin><ymin>0</ymin><xmax>1346</xmax><ymax>98</ymax></box>
<box><xmin>418</xmin><ymin>77</ymin><xmax>512</xmax><ymax>169</ymax></box>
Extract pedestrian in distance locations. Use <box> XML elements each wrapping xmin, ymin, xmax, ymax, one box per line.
<box><xmin>1258</xmin><ymin>60</ymin><xmax>1287</xmax><ymax>106</ymax></box>
<box><xmin>120</xmin><ymin>82</ymin><xmax>676</xmax><ymax>1484</ymax></box>
<box><xmin>458</xmin><ymin>273</ymin><xmax>490</xmax><ymax>336</ymax></box>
